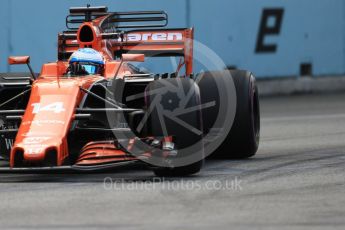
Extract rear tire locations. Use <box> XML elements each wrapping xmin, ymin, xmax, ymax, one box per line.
<box><xmin>196</xmin><ymin>70</ymin><xmax>260</xmax><ymax>159</ymax></box>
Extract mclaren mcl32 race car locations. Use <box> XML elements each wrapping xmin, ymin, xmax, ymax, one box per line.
<box><xmin>0</xmin><ymin>6</ymin><xmax>260</xmax><ymax>176</ymax></box>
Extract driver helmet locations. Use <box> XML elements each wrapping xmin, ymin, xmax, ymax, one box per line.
<box><xmin>68</xmin><ymin>48</ymin><xmax>105</xmax><ymax>75</ymax></box>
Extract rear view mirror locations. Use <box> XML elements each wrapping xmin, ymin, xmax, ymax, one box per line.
<box><xmin>8</xmin><ymin>56</ymin><xmax>30</xmax><ymax>65</ymax></box>
<box><xmin>122</xmin><ymin>54</ymin><xmax>145</xmax><ymax>62</ymax></box>
<box><xmin>8</xmin><ymin>56</ymin><xmax>36</xmax><ymax>81</ymax></box>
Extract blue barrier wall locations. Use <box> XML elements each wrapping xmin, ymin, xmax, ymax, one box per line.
<box><xmin>0</xmin><ymin>0</ymin><xmax>344</xmax><ymax>78</ymax></box>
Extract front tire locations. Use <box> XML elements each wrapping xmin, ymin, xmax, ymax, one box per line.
<box><xmin>145</xmin><ymin>78</ymin><xmax>204</xmax><ymax>177</ymax></box>
<box><xmin>153</xmin><ymin>160</ymin><xmax>203</xmax><ymax>177</ymax></box>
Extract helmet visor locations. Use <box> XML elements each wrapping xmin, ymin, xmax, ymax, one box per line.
<box><xmin>83</xmin><ymin>64</ymin><xmax>97</xmax><ymax>75</ymax></box>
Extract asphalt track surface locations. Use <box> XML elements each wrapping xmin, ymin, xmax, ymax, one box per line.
<box><xmin>1</xmin><ymin>93</ymin><xmax>345</xmax><ymax>230</ymax></box>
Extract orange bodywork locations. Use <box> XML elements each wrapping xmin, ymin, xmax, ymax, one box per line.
<box><xmin>9</xmin><ymin>60</ymin><xmax>129</xmax><ymax>167</ymax></box>
<box><xmin>76</xmin><ymin>141</ymin><xmax>137</xmax><ymax>166</ymax></box>
<box><xmin>8</xmin><ymin>56</ymin><xmax>30</xmax><ymax>65</ymax></box>
<box><xmin>8</xmin><ymin>10</ymin><xmax>194</xmax><ymax>168</ymax></box>
<box><xmin>10</xmin><ymin>76</ymin><xmax>98</xmax><ymax>167</ymax></box>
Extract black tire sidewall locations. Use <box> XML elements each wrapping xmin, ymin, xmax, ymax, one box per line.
<box><xmin>145</xmin><ymin>78</ymin><xmax>204</xmax><ymax>176</ymax></box>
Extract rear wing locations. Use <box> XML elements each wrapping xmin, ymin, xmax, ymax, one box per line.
<box><xmin>58</xmin><ymin>6</ymin><xmax>194</xmax><ymax>76</ymax></box>
<box><xmin>110</xmin><ymin>28</ymin><xmax>194</xmax><ymax>75</ymax></box>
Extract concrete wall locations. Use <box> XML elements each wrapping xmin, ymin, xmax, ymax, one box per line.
<box><xmin>0</xmin><ymin>0</ymin><xmax>344</xmax><ymax>78</ymax></box>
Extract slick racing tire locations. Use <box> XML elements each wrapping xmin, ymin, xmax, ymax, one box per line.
<box><xmin>196</xmin><ymin>70</ymin><xmax>260</xmax><ymax>159</ymax></box>
<box><xmin>145</xmin><ymin>78</ymin><xmax>204</xmax><ymax>177</ymax></box>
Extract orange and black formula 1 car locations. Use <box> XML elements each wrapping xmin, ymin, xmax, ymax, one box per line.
<box><xmin>0</xmin><ymin>6</ymin><xmax>260</xmax><ymax>176</ymax></box>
